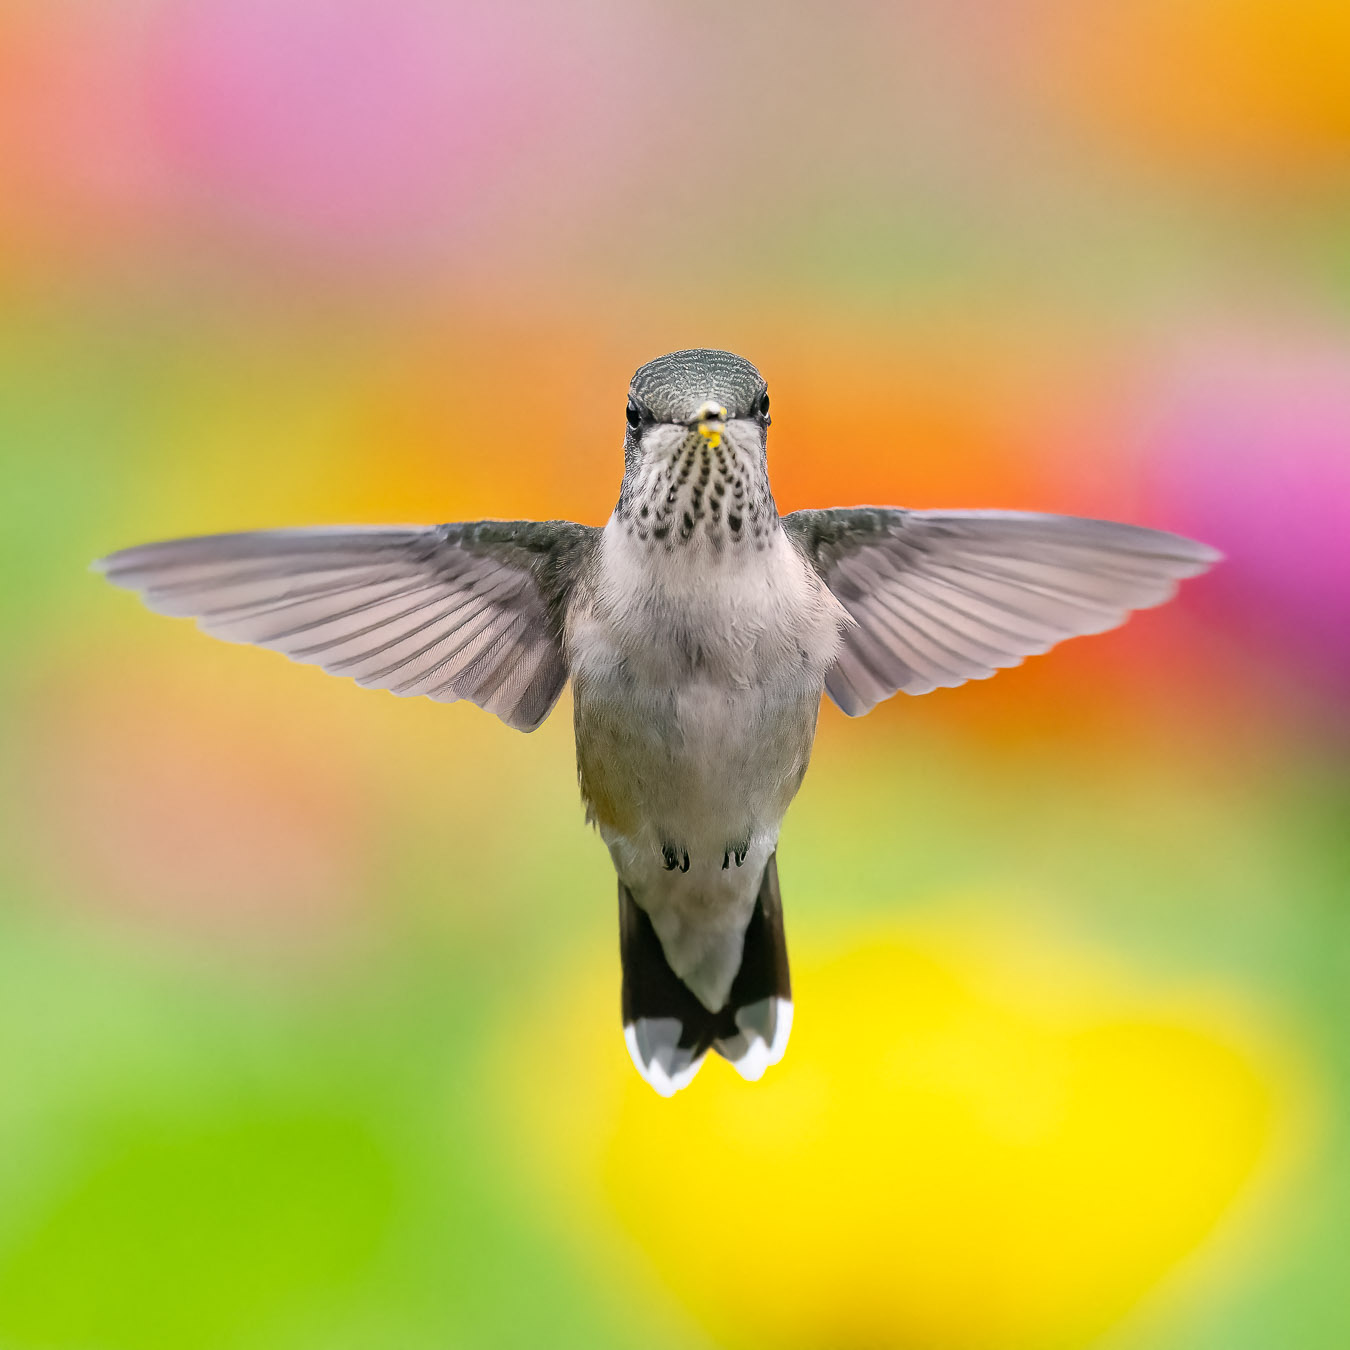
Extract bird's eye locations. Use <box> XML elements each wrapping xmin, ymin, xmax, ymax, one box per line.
<box><xmin>625</xmin><ymin>402</ymin><xmax>643</xmax><ymax>430</ymax></box>
<box><xmin>758</xmin><ymin>391</ymin><xmax>771</xmax><ymax>418</ymax></box>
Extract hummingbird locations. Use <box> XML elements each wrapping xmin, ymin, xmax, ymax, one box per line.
<box><xmin>97</xmin><ymin>348</ymin><xmax>1219</xmax><ymax>1095</ymax></box>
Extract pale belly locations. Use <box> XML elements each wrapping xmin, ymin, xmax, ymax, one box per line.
<box><xmin>574</xmin><ymin>669</ymin><xmax>819</xmax><ymax>868</ymax></box>
<box><xmin>573</xmin><ymin>663</ymin><xmax>819</xmax><ymax>1008</ymax></box>
<box><xmin>567</xmin><ymin>520</ymin><xmax>843</xmax><ymax>1009</ymax></box>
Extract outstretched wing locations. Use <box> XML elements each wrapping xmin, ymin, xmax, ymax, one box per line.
<box><xmin>784</xmin><ymin>507</ymin><xmax>1220</xmax><ymax>716</ymax></box>
<box><xmin>96</xmin><ymin>520</ymin><xmax>598</xmax><ymax>732</ymax></box>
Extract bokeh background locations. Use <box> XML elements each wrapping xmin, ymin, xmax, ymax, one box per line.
<box><xmin>2</xmin><ymin>1</ymin><xmax>1349</xmax><ymax>1347</ymax></box>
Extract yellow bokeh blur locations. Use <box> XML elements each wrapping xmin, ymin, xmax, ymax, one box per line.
<box><xmin>504</xmin><ymin>905</ymin><xmax>1302</xmax><ymax>1350</ymax></box>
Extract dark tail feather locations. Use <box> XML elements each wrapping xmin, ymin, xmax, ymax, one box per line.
<box><xmin>713</xmin><ymin>852</ymin><xmax>793</xmax><ymax>1081</ymax></box>
<box><xmin>619</xmin><ymin>853</ymin><xmax>793</xmax><ymax>1096</ymax></box>
<box><xmin>619</xmin><ymin>884</ymin><xmax>711</xmax><ymax>1095</ymax></box>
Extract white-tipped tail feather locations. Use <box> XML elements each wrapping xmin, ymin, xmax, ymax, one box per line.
<box><xmin>624</xmin><ymin>1001</ymin><xmax>792</xmax><ymax>1093</ymax></box>
<box><xmin>715</xmin><ymin>997</ymin><xmax>794</xmax><ymax>1082</ymax></box>
<box><xmin>624</xmin><ymin>1020</ymin><xmax>707</xmax><ymax>1096</ymax></box>
<box><xmin>618</xmin><ymin>857</ymin><xmax>792</xmax><ymax>1095</ymax></box>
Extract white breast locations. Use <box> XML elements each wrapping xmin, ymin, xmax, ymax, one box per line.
<box><xmin>581</xmin><ymin>515</ymin><xmax>841</xmax><ymax>685</ymax></box>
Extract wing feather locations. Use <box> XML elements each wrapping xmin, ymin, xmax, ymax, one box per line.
<box><xmin>96</xmin><ymin>521</ymin><xmax>596</xmax><ymax>731</ymax></box>
<box><xmin>785</xmin><ymin>507</ymin><xmax>1219</xmax><ymax>716</ymax></box>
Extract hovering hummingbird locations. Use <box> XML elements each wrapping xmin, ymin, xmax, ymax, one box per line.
<box><xmin>98</xmin><ymin>348</ymin><xmax>1219</xmax><ymax>1095</ymax></box>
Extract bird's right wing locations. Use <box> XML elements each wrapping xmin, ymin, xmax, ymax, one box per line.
<box><xmin>96</xmin><ymin>519</ymin><xmax>598</xmax><ymax>732</ymax></box>
<box><xmin>784</xmin><ymin>507</ymin><xmax>1220</xmax><ymax>716</ymax></box>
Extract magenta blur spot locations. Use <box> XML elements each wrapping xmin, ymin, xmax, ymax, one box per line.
<box><xmin>1148</xmin><ymin>336</ymin><xmax>1350</xmax><ymax>687</ymax></box>
<box><xmin>145</xmin><ymin>0</ymin><xmax>582</xmax><ymax>251</ymax></box>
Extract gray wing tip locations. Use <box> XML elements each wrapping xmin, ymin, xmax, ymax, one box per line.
<box><xmin>1132</xmin><ymin>528</ymin><xmax>1222</xmax><ymax>572</ymax></box>
<box><xmin>823</xmin><ymin>670</ymin><xmax>878</xmax><ymax>717</ymax></box>
<box><xmin>1188</xmin><ymin>540</ymin><xmax>1225</xmax><ymax>568</ymax></box>
<box><xmin>505</xmin><ymin>702</ymin><xmax>561</xmax><ymax>734</ymax></box>
<box><xmin>92</xmin><ymin>549</ymin><xmax>147</xmax><ymax>587</ymax></box>
<box><xmin>91</xmin><ymin>542</ymin><xmax>144</xmax><ymax>577</ymax></box>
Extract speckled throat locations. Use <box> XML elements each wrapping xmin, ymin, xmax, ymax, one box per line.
<box><xmin>614</xmin><ymin>428</ymin><xmax>777</xmax><ymax>552</ymax></box>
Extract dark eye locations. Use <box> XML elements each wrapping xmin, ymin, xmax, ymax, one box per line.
<box><xmin>757</xmin><ymin>391</ymin><xmax>771</xmax><ymax>419</ymax></box>
<box><xmin>625</xmin><ymin>401</ymin><xmax>643</xmax><ymax>430</ymax></box>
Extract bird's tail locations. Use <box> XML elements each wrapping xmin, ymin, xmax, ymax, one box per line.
<box><xmin>619</xmin><ymin>854</ymin><xmax>793</xmax><ymax>1096</ymax></box>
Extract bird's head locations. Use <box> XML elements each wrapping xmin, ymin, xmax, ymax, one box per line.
<box><xmin>622</xmin><ymin>349</ymin><xmax>771</xmax><ymax>475</ymax></box>
<box><xmin>614</xmin><ymin>349</ymin><xmax>777</xmax><ymax>544</ymax></box>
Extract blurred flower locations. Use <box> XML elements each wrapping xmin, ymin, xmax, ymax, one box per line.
<box><xmin>1035</xmin><ymin>0</ymin><xmax>1350</xmax><ymax>183</ymax></box>
<box><xmin>143</xmin><ymin>0</ymin><xmax>626</xmax><ymax>258</ymax></box>
<box><xmin>504</xmin><ymin>910</ymin><xmax>1294</xmax><ymax>1350</ymax></box>
<box><xmin>17</xmin><ymin>669</ymin><xmax>378</xmax><ymax>952</ymax></box>
<box><xmin>0</xmin><ymin>4</ymin><xmax>173</xmax><ymax>276</ymax></box>
<box><xmin>1147</xmin><ymin>331</ymin><xmax>1350</xmax><ymax>692</ymax></box>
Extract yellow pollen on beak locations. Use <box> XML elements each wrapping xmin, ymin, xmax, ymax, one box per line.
<box><xmin>696</xmin><ymin>403</ymin><xmax>727</xmax><ymax>449</ymax></box>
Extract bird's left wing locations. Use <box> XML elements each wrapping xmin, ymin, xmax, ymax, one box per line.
<box><xmin>96</xmin><ymin>520</ymin><xmax>598</xmax><ymax>732</ymax></box>
<box><xmin>783</xmin><ymin>507</ymin><xmax>1220</xmax><ymax>716</ymax></box>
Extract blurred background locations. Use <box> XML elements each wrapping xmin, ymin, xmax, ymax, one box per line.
<box><xmin>2</xmin><ymin>1</ymin><xmax>1348</xmax><ymax>1347</ymax></box>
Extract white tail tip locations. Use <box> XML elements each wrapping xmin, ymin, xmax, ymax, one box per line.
<box><xmin>624</xmin><ymin>1019</ymin><xmax>707</xmax><ymax>1096</ymax></box>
